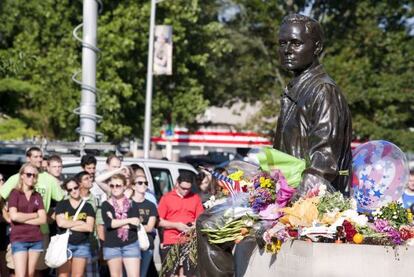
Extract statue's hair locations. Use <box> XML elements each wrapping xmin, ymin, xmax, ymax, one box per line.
<box><xmin>281</xmin><ymin>14</ymin><xmax>324</xmax><ymax>44</ymax></box>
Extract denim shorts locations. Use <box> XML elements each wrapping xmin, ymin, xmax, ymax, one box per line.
<box><xmin>68</xmin><ymin>242</ymin><xmax>92</xmax><ymax>259</ymax></box>
<box><xmin>11</xmin><ymin>240</ymin><xmax>43</xmax><ymax>254</ymax></box>
<box><xmin>103</xmin><ymin>241</ymin><xmax>141</xmax><ymax>260</ymax></box>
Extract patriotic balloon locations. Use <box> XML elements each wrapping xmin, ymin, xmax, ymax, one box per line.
<box><xmin>351</xmin><ymin>140</ymin><xmax>409</xmax><ymax>213</ymax></box>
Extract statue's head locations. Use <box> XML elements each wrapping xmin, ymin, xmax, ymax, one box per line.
<box><xmin>278</xmin><ymin>14</ymin><xmax>324</xmax><ymax>75</ymax></box>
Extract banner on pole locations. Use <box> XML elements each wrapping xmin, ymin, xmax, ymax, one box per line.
<box><xmin>153</xmin><ymin>25</ymin><xmax>173</xmax><ymax>75</ymax></box>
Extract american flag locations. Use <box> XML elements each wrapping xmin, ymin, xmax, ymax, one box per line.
<box><xmin>208</xmin><ymin>169</ymin><xmax>241</xmax><ymax>197</ymax></box>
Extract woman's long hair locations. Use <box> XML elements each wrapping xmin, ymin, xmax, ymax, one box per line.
<box><xmin>16</xmin><ymin>163</ymin><xmax>39</xmax><ymax>191</ymax></box>
<box><xmin>197</xmin><ymin>171</ymin><xmax>215</xmax><ymax>195</ymax></box>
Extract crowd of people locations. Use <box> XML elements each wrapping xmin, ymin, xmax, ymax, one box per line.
<box><xmin>0</xmin><ymin>147</ymin><xmax>226</xmax><ymax>277</ymax></box>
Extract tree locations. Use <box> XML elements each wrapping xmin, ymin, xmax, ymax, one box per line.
<box><xmin>314</xmin><ymin>0</ymin><xmax>414</xmax><ymax>151</ymax></box>
<box><xmin>0</xmin><ymin>0</ymin><xmax>412</xmax><ymax>151</ymax></box>
<box><xmin>0</xmin><ymin>0</ymin><xmax>231</xmax><ymax>142</ymax></box>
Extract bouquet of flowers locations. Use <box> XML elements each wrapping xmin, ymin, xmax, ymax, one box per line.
<box><xmin>370</xmin><ymin>202</ymin><xmax>414</xmax><ymax>245</ymax></box>
<box><xmin>249</xmin><ymin>169</ymin><xmax>295</xmax><ymax>218</ymax></box>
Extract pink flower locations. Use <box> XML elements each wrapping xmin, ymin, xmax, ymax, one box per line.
<box><xmin>276</xmin><ymin>178</ymin><xmax>296</xmax><ymax>208</ymax></box>
<box><xmin>259</xmin><ymin>204</ymin><xmax>282</xmax><ymax>220</ymax></box>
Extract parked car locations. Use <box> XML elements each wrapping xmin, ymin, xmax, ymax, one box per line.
<box><xmin>179</xmin><ymin>151</ymin><xmax>244</xmax><ymax>169</ymax></box>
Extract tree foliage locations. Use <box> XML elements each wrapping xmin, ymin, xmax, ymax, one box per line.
<box><xmin>0</xmin><ymin>0</ymin><xmax>227</xmax><ymax>142</ymax></box>
<box><xmin>0</xmin><ymin>0</ymin><xmax>412</xmax><ymax>150</ymax></box>
<box><xmin>209</xmin><ymin>0</ymin><xmax>414</xmax><ymax>150</ymax></box>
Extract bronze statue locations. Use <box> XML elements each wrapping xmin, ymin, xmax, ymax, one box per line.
<box><xmin>274</xmin><ymin>14</ymin><xmax>352</xmax><ymax>195</ymax></box>
<box><xmin>196</xmin><ymin>14</ymin><xmax>353</xmax><ymax>277</ymax></box>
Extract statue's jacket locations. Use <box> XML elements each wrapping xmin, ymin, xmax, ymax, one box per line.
<box><xmin>273</xmin><ymin>64</ymin><xmax>352</xmax><ymax>194</ymax></box>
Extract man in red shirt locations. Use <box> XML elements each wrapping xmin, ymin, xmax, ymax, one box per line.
<box><xmin>158</xmin><ymin>172</ymin><xmax>204</xmax><ymax>277</ymax></box>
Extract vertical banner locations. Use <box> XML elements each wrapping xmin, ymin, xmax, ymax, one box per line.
<box><xmin>153</xmin><ymin>25</ymin><xmax>173</xmax><ymax>75</ymax></box>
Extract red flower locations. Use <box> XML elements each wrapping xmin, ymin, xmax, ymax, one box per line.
<box><xmin>399</xmin><ymin>226</ymin><xmax>413</xmax><ymax>241</ymax></box>
<box><xmin>287</xmin><ymin>229</ymin><xmax>298</xmax><ymax>238</ymax></box>
<box><xmin>342</xmin><ymin>220</ymin><xmax>357</xmax><ymax>242</ymax></box>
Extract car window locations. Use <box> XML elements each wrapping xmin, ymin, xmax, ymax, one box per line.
<box><xmin>178</xmin><ymin>169</ymin><xmax>199</xmax><ymax>193</ymax></box>
<box><xmin>149</xmin><ymin>168</ymin><xmax>174</xmax><ymax>201</ymax></box>
<box><xmin>61</xmin><ymin>165</ymin><xmax>82</xmax><ymax>180</ymax></box>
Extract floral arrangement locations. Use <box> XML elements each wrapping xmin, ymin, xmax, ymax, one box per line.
<box><xmin>160</xmin><ymin>228</ymin><xmax>198</xmax><ymax>276</ymax></box>
<box><xmin>367</xmin><ymin>202</ymin><xmax>414</xmax><ymax>245</ymax></box>
<box><xmin>200</xmin><ymin>166</ymin><xmax>296</xmax><ymax>245</ymax></box>
<box><xmin>199</xmin><ymin>147</ymin><xmax>414</xmax><ymax>259</ymax></box>
<box><xmin>265</xmin><ymin>192</ymin><xmax>414</xmax><ymax>250</ymax></box>
<box><xmin>249</xmin><ymin>172</ymin><xmax>278</xmax><ymax>212</ymax></box>
<box><xmin>372</xmin><ymin>201</ymin><xmax>411</xmax><ymax>229</ymax></box>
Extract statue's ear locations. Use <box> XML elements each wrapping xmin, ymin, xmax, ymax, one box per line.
<box><xmin>314</xmin><ymin>41</ymin><xmax>323</xmax><ymax>56</ymax></box>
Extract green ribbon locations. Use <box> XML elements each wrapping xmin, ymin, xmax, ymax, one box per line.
<box><xmin>257</xmin><ymin>147</ymin><xmax>306</xmax><ymax>188</ymax></box>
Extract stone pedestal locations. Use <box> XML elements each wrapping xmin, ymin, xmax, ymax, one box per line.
<box><xmin>244</xmin><ymin>240</ymin><xmax>414</xmax><ymax>277</ymax></box>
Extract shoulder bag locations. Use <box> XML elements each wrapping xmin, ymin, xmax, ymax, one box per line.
<box><xmin>45</xmin><ymin>199</ymin><xmax>87</xmax><ymax>268</ymax></box>
<box><xmin>138</xmin><ymin>223</ymin><xmax>150</xmax><ymax>251</ymax></box>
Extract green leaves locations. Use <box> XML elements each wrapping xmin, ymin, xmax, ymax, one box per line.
<box><xmin>0</xmin><ymin>0</ymin><xmax>412</xmax><ymax>149</ymax></box>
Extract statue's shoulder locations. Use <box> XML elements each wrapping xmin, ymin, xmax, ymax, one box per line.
<box><xmin>311</xmin><ymin>67</ymin><xmax>337</xmax><ymax>88</ymax></box>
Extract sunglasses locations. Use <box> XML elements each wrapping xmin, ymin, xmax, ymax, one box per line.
<box><xmin>135</xmin><ymin>181</ymin><xmax>148</xmax><ymax>186</ymax></box>
<box><xmin>67</xmin><ymin>186</ymin><xmax>79</xmax><ymax>192</ymax></box>
<box><xmin>24</xmin><ymin>173</ymin><xmax>38</xmax><ymax>178</ymax></box>
<box><xmin>109</xmin><ymin>184</ymin><xmax>123</xmax><ymax>189</ymax></box>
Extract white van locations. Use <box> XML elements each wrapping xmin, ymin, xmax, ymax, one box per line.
<box><xmin>61</xmin><ymin>156</ymin><xmax>199</xmax><ymax>202</ymax></box>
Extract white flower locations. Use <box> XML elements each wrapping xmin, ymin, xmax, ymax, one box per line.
<box><xmin>342</xmin><ymin>209</ymin><xmax>368</xmax><ymax>227</ymax></box>
<box><xmin>244</xmin><ymin>219</ymin><xmax>254</xmax><ymax>227</ymax></box>
<box><xmin>350</xmin><ymin>199</ymin><xmax>358</xmax><ymax>210</ymax></box>
<box><xmin>318</xmin><ymin>185</ymin><xmax>327</xmax><ymax>196</ymax></box>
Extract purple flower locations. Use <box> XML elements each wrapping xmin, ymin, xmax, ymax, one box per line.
<box><xmin>250</xmin><ymin>187</ymin><xmax>274</xmax><ymax>213</ymax></box>
<box><xmin>374</xmin><ymin>219</ymin><xmax>389</xmax><ymax>232</ymax></box>
<box><xmin>275</xmin><ymin>229</ymin><xmax>289</xmax><ymax>242</ymax></box>
<box><xmin>374</xmin><ymin>219</ymin><xmax>403</xmax><ymax>245</ymax></box>
<box><xmin>387</xmin><ymin>228</ymin><xmax>403</xmax><ymax>245</ymax></box>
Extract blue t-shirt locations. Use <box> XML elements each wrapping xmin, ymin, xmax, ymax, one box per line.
<box><xmin>401</xmin><ymin>190</ymin><xmax>414</xmax><ymax>209</ymax></box>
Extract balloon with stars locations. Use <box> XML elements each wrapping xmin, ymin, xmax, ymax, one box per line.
<box><xmin>351</xmin><ymin>140</ymin><xmax>409</xmax><ymax>213</ymax></box>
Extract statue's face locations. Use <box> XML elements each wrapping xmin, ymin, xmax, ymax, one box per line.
<box><xmin>278</xmin><ymin>23</ymin><xmax>317</xmax><ymax>74</ymax></box>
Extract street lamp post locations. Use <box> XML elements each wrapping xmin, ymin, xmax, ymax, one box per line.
<box><xmin>143</xmin><ymin>0</ymin><xmax>158</xmax><ymax>159</ymax></box>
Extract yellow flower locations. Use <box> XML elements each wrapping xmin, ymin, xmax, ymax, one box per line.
<box><xmin>407</xmin><ymin>209</ymin><xmax>413</xmax><ymax>222</ymax></box>
<box><xmin>260</xmin><ymin>177</ymin><xmax>273</xmax><ymax>188</ymax></box>
<box><xmin>228</xmin><ymin>170</ymin><xmax>244</xmax><ymax>181</ymax></box>
<box><xmin>265</xmin><ymin>240</ymin><xmax>282</xmax><ymax>253</ymax></box>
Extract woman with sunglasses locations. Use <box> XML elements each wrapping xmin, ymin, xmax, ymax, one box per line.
<box><xmin>132</xmin><ymin>174</ymin><xmax>158</xmax><ymax>277</ymax></box>
<box><xmin>8</xmin><ymin>163</ymin><xmax>46</xmax><ymax>277</ymax></box>
<box><xmin>55</xmin><ymin>178</ymin><xmax>95</xmax><ymax>277</ymax></box>
<box><xmin>101</xmin><ymin>174</ymin><xmax>141</xmax><ymax>277</ymax></box>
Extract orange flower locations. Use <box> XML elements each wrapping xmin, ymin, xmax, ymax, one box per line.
<box><xmin>240</xmin><ymin>227</ymin><xmax>249</xmax><ymax>236</ymax></box>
